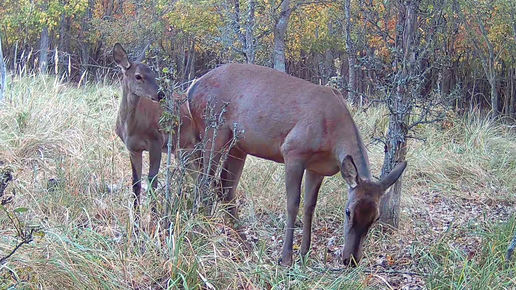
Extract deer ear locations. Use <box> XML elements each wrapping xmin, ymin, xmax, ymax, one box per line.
<box><xmin>341</xmin><ymin>155</ymin><xmax>362</xmax><ymax>189</ymax></box>
<box><xmin>135</xmin><ymin>42</ymin><xmax>151</xmax><ymax>63</ymax></box>
<box><xmin>113</xmin><ymin>43</ymin><xmax>131</xmax><ymax>70</ymax></box>
<box><xmin>379</xmin><ymin>161</ymin><xmax>407</xmax><ymax>191</ymax></box>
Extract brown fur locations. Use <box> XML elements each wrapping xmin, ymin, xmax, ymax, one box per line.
<box><xmin>181</xmin><ymin>63</ymin><xmax>408</xmax><ymax>266</ymax></box>
<box><xmin>113</xmin><ymin>43</ymin><xmax>200</xmax><ymax>212</ymax></box>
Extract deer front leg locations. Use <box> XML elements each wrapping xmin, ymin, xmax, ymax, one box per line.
<box><xmin>197</xmin><ymin>129</ymin><xmax>230</xmax><ymax>211</ymax></box>
<box><xmin>148</xmin><ymin>143</ymin><xmax>162</xmax><ymax>214</ymax></box>
<box><xmin>300</xmin><ymin>170</ymin><xmax>324</xmax><ymax>259</ymax></box>
<box><xmin>130</xmin><ymin>151</ymin><xmax>143</xmax><ymax>210</ymax></box>
<box><xmin>220</xmin><ymin>148</ymin><xmax>247</xmax><ymax>224</ymax></box>
<box><xmin>279</xmin><ymin>160</ymin><xmax>305</xmax><ymax>267</ymax></box>
<box><xmin>195</xmin><ymin>143</ymin><xmax>222</xmax><ymax>214</ymax></box>
<box><xmin>507</xmin><ymin>230</ymin><xmax>516</xmax><ymax>261</ymax></box>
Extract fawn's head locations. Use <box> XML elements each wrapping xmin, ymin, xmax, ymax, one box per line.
<box><xmin>113</xmin><ymin>43</ymin><xmax>164</xmax><ymax>102</ymax></box>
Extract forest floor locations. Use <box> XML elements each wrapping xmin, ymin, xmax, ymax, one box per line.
<box><xmin>1</xmin><ymin>75</ymin><xmax>516</xmax><ymax>289</ymax></box>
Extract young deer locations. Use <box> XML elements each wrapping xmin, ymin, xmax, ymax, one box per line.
<box><xmin>113</xmin><ymin>43</ymin><xmax>166</xmax><ymax>209</ymax></box>
<box><xmin>113</xmin><ymin>43</ymin><xmax>198</xmax><ymax>210</ymax></box>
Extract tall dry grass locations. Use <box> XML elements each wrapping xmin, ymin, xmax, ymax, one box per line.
<box><xmin>0</xmin><ymin>74</ymin><xmax>515</xmax><ymax>289</ymax></box>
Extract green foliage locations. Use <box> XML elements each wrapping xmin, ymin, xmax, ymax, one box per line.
<box><xmin>0</xmin><ymin>0</ymin><xmax>88</xmax><ymax>42</ymax></box>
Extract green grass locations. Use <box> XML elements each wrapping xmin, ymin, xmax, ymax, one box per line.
<box><xmin>0</xmin><ymin>74</ymin><xmax>516</xmax><ymax>289</ymax></box>
<box><xmin>422</xmin><ymin>217</ymin><xmax>516</xmax><ymax>289</ymax></box>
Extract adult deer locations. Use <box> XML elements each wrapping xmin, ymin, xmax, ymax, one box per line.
<box><xmin>113</xmin><ymin>43</ymin><xmax>195</xmax><ymax>210</ymax></box>
<box><xmin>184</xmin><ymin>63</ymin><xmax>408</xmax><ymax>266</ymax></box>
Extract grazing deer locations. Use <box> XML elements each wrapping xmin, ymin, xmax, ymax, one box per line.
<box><xmin>182</xmin><ymin>63</ymin><xmax>408</xmax><ymax>266</ymax></box>
<box><xmin>113</xmin><ymin>43</ymin><xmax>199</xmax><ymax>210</ymax></box>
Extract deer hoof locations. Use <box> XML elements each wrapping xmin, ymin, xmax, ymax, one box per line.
<box><xmin>278</xmin><ymin>255</ymin><xmax>293</xmax><ymax>267</ymax></box>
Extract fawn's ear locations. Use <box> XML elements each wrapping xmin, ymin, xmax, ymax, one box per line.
<box><xmin>113</xmin><ymin>43</ymin><xmax>131</xmax><ymax>70</ymax></box>
<box><xmin>379</xmin><ymin>161</ymin><xmax>407</xmax><ymax>191</ymax></box>
<box><xmin>341</xmin><ymin>155</ymin><xmax>362</xmax><ymax>189</ymax></box>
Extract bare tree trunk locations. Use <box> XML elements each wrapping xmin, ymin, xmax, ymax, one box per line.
<box><xmin>511</xmin><ymin>68</ymin><xmax>515</xmax><ymax>118</ymax></box>
<box><xmin>186</xmin><ymin>40</ymin><xmax>196</xmax><ymax>82</ymax></box>
<box><xmin>116</xmin><ymin>0</ymin><xmax>124</xmax><ymax>14</ymax></box>
<box><xmin>510</xmin><ymin>10</ymin><xmax>516</xmax><ymax>117</ymax></box>
<box><xmin>273</xmin><ymin>0</ymin><xmax>291</xmax><ymax>72</ymax></box>
<box><xmin>106</xmin><ymin>0</ymin><xmax>115</xmax><ymax>17</ymax></box>
<box><xmin>487</xmin><ymin>41</ymin><xmax>499</xmax><ymax>117</ymax></box>
<box><xmin>245</xmin><ymin>0</ymin><xmax>256</xmax><ymax>64</ymax></box>
<box><xmin>488</xmin><ymin>68</ymin><xmax>499</xmax><ymax>117</ymax></box>
<box><xmin>0</xmin><ymin>31</ymin><xmax>6</xmax><ymax>104</ymax></box>
<box><xmin>379</xmin><ymin>0</ymin><xmax>420</xmax><ymax>228</ymax></box>
<box><xmin>79</xmin><ymin>0</ymin><xmax>94</xmax><ymax>76</ymax></box>
<box><xmin>441</xmin><ymin>0</ymin><xmax>459</xmax><ymax>97</ymax></box>
<box><xmin>511</xmin><ymin>4</ymin><xmax>516</xmax><ymax>43</ymax></box>
<box><xmin>344</xmin><ymin>0</ymin><xmax>356</xmax><ymax>105</ymax></box>
<box><xmin>379</xmin><ymin>100</ymin><xmax>408</xmax><ymax>228</ymax></box>
<box><xmin>39</xmin><ymin>27</ymin><xmax>49</xmax><ymax>74</ymax></box>
<box><xmin>37</xmin><ymin>0</ymin><xmax>50</xmax><ymax>74</ymax></box>
<box><xmin>226</xmin><ymin>0</ymin><xmax>256</xmax><ymax>63</ymax></box>
<box><xmin>322</xmin><ymin>22</ymin><xmax>334</xmax><ymax>84</ymax></box>
<box><xmin>505</xmin><ymin>85</ymin><xmax>510</xmax><ymax>116</ymax></box>
<box><xmin>59</xmin><ymin>9</ymin><xmax>71</xmax><ymax>53</ymax></box>
<box><xmin>469</xmin><ymin>11</ymin><xmax>500</xmax><ymax>117</ymax></box>
<box><xmin>12</xmin><ymin>41</ymin><xmax>18</xmax><ymax>72</ymax></box>
<box><xmin>58</xmin><ymin>9</ymin><xmax>71</xmax><ymax>78</ymax></box>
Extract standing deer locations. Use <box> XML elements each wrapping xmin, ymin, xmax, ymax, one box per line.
<box><xmin>182</xmin><ymin>63</ymin><xmax>408</xmax><ymax>266</ymax></box>
<box><xmin>113</xmin><ymin>43</ymin><xmax>198</xmax><ymax>210</ymax></box>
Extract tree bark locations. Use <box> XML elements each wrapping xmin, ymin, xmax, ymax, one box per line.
<box><xmin>79</xmin><ymin>0</ymin><xmax>94</xmax><ymax>76</ymax></box>
<box><xmin>37</xmin><ymin>0</ymin><xmax>50</xmax><ymax>74</ymax></box>
<box><xmin>245</xmin><ymin>0</ymin><xmax>256</xmax><ymax>64</ymax></box>
<box><xmin>116</xmin><ymin>0</ymin><xmax>124</xmax><ymax>14</ymax></box>
<box><xmin>379</xmin><ymin>0</ymin><xmax>420</xmax><ymax>228</ymax></box>
<box><xmin>487</xmin><ymin>65</ymin><xmax>499</xmax><ymax>117</ymax></box>
<box><xmin>273</xmin><ymin>0</ymin><xmax>291</xmax><ymax>72</ymax></box>
<box><xmin>0</xmin><ymin>31</ymin><xmax>6</xmax><ymax>104</ymax></box>
<box><xmin>344</xmin><ymin>0</ymin><xmax>356</xmax><ymax>105</ymax></box>
<box><xmin>186</xmin><ymin>40</ymin><xmax>196</xmax><ymax>81</ymax></box>
<box><xmin>58</xmin><ymin>0</ymin><xmax>71</xmax><ymax>54</ymax></box>
<box><xmin>470</xmin><ymin>12</ymin><xmax>500</xmax><ymax>117</ymax></box>
<box><xmin>510</xmin><ymin>68</ymin><xmax>515</xmax><ymax>118</ymax></box>
<box><xmin>510</xmin><ymin>9</ymin><xmax>516</xmax><ymax>117</ymax></box>
<box><xmin>106</xmin><ymin>0</ymin><xmax>115</xmax><ymax>17</ymax></box>
<box><xmin>511</xmin><ymin>4</ymin><xmax>516</xmax><ymax>44</ymax></box>
<box><xmin>228</xmin><ymin>0</ymin><xmax>255</xmax><ymax>63</ymax></box>
<box><xmin>39</xmin><ymin>26</ymin><xmax>49</xmax><ymax>74</ymax></box>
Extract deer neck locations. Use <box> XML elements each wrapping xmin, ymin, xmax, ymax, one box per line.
<box><xmin>117</xmin><ymin>83</ymin><xmax>141</xmax><ymax>132</ymax></box>
<box><xmin>338</xmin><ymin>123</ymin><xmax>372</xmax><ymax>180</ymax></box>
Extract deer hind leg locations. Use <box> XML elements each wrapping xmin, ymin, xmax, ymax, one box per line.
<box><xmin>300</xmin><ymin>170</ymin><xmax>324</xmax><ymax>259</ymax></box>
<box><xmin>130</xmin><ymin>151</ymin><xmax>143</xmax><ymax>210</ymax></box>
<box><xmin>279</xmin><ymin>158</ymin><xmax>305</xmax><ymax>267</ymax></box>
<box><xmin>148</xmin><ymin>143</ymin><xmax>162</xmax><ymax>214</ymax></box>
<box><xmin>220</xmin><ymin>147</ymin><xmax>247</xmax><ymax>224</ymax></box>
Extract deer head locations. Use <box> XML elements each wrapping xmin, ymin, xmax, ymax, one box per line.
<box><xmin>340</xmin><ymin>155</ymin><xmax>407</xmax><ymax>266</ymax></box>
<box><xmin>113</xmin><ymin>43</ymin><xmax>164</xmax><ymax>102</ymax></box>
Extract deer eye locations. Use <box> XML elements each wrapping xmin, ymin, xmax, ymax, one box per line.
<box><xmin>135</xmin><ymin>74</ymin><xmax>143</xmax><ymax>81</ymax></box>
<box><xmin>345</xmin><ymin>208</ymin><xmax>351</xmax><ymax>218</ymax></box>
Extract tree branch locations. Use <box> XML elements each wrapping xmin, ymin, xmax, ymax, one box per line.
<box><xmin>0</xmin><ymin>237</ymin><xmax>33</xmax><ymax>265</ymax></box>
